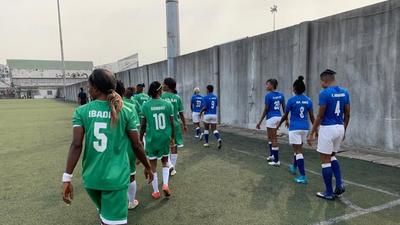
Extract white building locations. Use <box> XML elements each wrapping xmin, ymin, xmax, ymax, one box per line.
<box><xmin>95</xmin><ymin>53</ymin><xmax>139</xmax><ymax>73</ymax></box>
<box><xmin>7</xmin><ymin>59</ymin><xmax>93</xmax><ymax>99</ymax></box>
<box><xmin>0</xmin><ymin>64</ymin><xmax>12</xmax><ymax>97</ymax></box>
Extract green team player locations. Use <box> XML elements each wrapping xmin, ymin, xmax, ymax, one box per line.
<box><xmin>61</xmin><ymin>69</ymin><xmax>153</xmax><ymax>225</ymax></box>
<box><xmin>133</xmin><ymin>83</ymin><xmax>150</xmax><ymax>106</ymax></box>
<box><xmin>125</xmin><ymin>86</ymin><xmax>142</xmax><ymax>118</ymax></box>
<box><xmin>140</xmin><ymin>81</ymin><xmax>175</xmax><ymax>200</ymax></box>
<box><xmin>161</xmin><ymin>77</ymin><xmax>187</xmax><ymax>176</ymax></box>
<box><xmin>116</xmin><ymin>80</ymin><xmax>141</xmax><ymax>210</ymax></box>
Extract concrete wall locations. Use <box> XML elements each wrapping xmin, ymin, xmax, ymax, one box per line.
<box><xmin>62</xmin><ymin>0</ymin><xmax>400</xmax><ymax>154</ymax></box>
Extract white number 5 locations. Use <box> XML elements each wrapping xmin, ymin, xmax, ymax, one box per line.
<box><xmin>94</xmin><ymin>122</ymin><xmax>107</xmax><ymax>152</ymax></box>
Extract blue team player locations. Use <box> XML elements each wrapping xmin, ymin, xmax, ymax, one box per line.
<box><xmin>200</xmin><ymin>85</ymin><xmax>222</xmax><ymax>149</ymax></box>
<box><xmin>308</xmin><ymin>69</ymin><xmax>350</xmax><ymax>200</ymax></box>
<box><xmin>277</xmin><ymin>76</ymin><xmax>315</xmax><ymax>184</ymax></box>
<box><xmin>256</xmin><ymin>79</ymin><xmax>285</xmax><ymax>166</ymax></box>
<box><xmin>191</xmin><ymin>87</ymin><xmax>204</xmax><ymax>138</ymax></box>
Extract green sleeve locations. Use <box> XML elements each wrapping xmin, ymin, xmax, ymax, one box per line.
<box><xmin>72</xmin><ymin>108</ymin><xmax>83</xmax><ymax>127</ymax></box>
<box><xmin>126</xmin><ymin>109</ymin><xmax>138</xmax><ymax>131</ymax></box>
<box><xmin>177</xmin><ymin>96</ymin><xmax>184</xmax><ymax>112</ymax></box>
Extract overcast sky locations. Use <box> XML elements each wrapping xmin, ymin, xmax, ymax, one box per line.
<box><xmin>0</xmin><ymin>0</ymin><xmax>384</xmax><ymax>66</ymax></box>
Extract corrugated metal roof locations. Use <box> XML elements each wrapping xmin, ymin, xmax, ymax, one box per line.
<box><xmin>6</xmin><ymin>59</ymin><xmax>93</xmax><ymax>70</ymax></box>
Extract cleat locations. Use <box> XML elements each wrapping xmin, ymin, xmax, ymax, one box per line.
<box><xmin>316</xmin><ymin>192</ymin><xmax>335</xmax><ymax>200</ymax></box>
<box><xmin>268</xmin><ymin>161</ymin><xmax>281</xmax><ymax>167</ymax></box>
<box><xmin>203</xmin><ymin>143</ymin><xmax>210</xmax><ymax>147</ymax></box>
<box><xmin>170</xmin><ymin>169</ymin><xmax>177</xmax><ymax>176</ymax></box>
<box><xmin>162</xmin><ymin>184</ymin><xmax>171</xmax><ymax>197</ymax></box>
<box><xmin>128</xmin><ymin>199</ymin><xmax>139</xmax><ymax>210</ymax></box>
<box><xmin>194</xmin><ymin>135</ymin><xmax>199</xmax><ymax>138</ymax></box>
<box><xmin>289</xmin><ymin>164</ymin><xmax>297</xmax><ymax>175</ymax></box>
<box><xmin>334</xmin><ymin>184</ymin><xmax>346</xmax><ymax>197</ymax></box>
<box><xmin>266</xmin><ymin>156</ymin><xmax>275</xmax><ymax>162</ymax></box>
<box><xmin>151</xmin><ymin>192</ymin><xmax>161</xmax><ymax>199</ymax></box>
<box><xmin>217</xmin><ymin>139</ymin><xmax>222</xmax><ymax>149</ymax></box>
<box><xmin>294</xmin><ymin>176</ymin><xmax>308</xmax><ymax>184</ymax></box>
<box><xmin>199</xmin><ymin>133</ymin><xmax>204</xmax><ymax>141</ymax></box>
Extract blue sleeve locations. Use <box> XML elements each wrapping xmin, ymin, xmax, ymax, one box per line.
<box><xmin>216</xmin><ymin>97</ymin><xmax>218</xmax><ymax>107</ymax></box>
<box><xmin>203</xmin><ymin>97</ymin><xmax>208</xmax><ymax>110</ymax></box>
<box><xmin>319</xmin><ymin>91</ymin><xmax>328</xmax><ymax>106</ymax></box>
<box><xmin>264</xmin><ymin>94</ymin><xmax>270</xmax><ymax>106</ymax></box>
<box><xmin>285</xmin><ymin>99</ymin><xmax>291</xmax><ymax>113</ymax></box>
<box><xmin>191</xmin><ymin>96</ymin><xmax>195</xmax><ymax>108</ymax></box>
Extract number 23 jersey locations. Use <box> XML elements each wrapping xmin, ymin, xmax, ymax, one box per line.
<box><xmin>72</xmin><ymin>100</ymin><xmax>137</xmax><ymax>191</ymax></box>
<box><xmin>265</xmin><ymin>91</ymin><xmax>285</xmax><ymax>119</ymax></box>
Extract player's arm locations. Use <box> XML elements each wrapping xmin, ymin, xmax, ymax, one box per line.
<box><xmin>140</xmin><ymin>117</ymin><xmax>146</xmax><ymax>143</ymax></box>
<box><xmin>62</xmin><ymin>126</ymin><xmax>84</xmax><ymax>205</ymax></box>
<box><xmin>277</xmin><ymin>111</ymin><xmax>289</xmax><ymax>129</ymax></box>
<box><xmin>309</xmin><ymin>107</ymin><xmax>315</xmax><ymax>125</ymax></box>
<box><xmin>343</xmin><ymin>104</ymin><xmax>350</xmax><ymax>140</ymax></box>
<box><xmin>256</xmin><ymin>104</ymin><xmax>268</xmax><ymax>129</ymax></box>
<box><xmin>170</xmin><ymin>115</ymin><xmax>175</xmax><ymax>144</ymax></box>
<box><xmin>307</xmin><ymin>105</ymin><xmax>326</xmax><ymax>145</ymax></box>
<box><xmin>127</xmin><ymin>130</ymin><xmax>153</xmax><ymax>183</ymax></box>
<box><xmin>190</xmin><ymin>97</ymin><xmax>194</xmax><ymax>112</ymax></box>
<box><xmin>179</xmin><ymin>112</ymin><xmax>187</xmax><ymax>133</ymax></box>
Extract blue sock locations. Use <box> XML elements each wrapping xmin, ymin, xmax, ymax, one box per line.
<box><xmin>272</xmin><ymin>147</ymin><xmax>279</xmax><ymax>162</ymax></box>
<box><xmin>293</xmin><ymin>154</ymin><xmax>298</xmax><ymax>168</ymax></box>
<box><xmin>196</xmin><ymin>127</ymin><xmax>201</xmax><ymax>136</ymax></box>
<box><xmin>268</xmin><ymin>142</ymin><xmax>272</xmax><ymax>156</ymax></box>
<box><xmin>322</xmin><ymin>163</ymin><xmax>333</xmax><ymax>195</ymax></box>
<box><xmin>331</xmin><ymin>157</ymin><xmax>343</xmax><ymax>188</ymax></box>
<box><xmin>296</xmin><ymin>154</ymin><xmax>305</xmax><ymax>176</ymax></box>
<box><xmin>213</xmin><ymin>130</ymin><xmax>221</xmax><ymax>140</ymax></box>
<box><xmin>204</xmin><ymin>130</ymin><xmax>209</xmax><ymax>143</ymax></box>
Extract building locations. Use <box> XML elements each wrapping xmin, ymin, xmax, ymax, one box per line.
<box><xmin>95</xmin><ymin>53</ymin><xmax>139</xmax><ymax>73</ymax></box>
<box><xmin>7</xmin><ymin>59</ymin><xmax>93</xmax><ymax>99</ymax></box>
<box><xmin>0</xmin><ymin>64</ymin><xmax>12</xmax><ymax>98</ymax></box>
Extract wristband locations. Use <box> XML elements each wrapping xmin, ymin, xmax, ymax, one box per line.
<box><xmin>62</xmin><ymin>173</ymin><xmax>73</xmax><ymax>182</ymax></box>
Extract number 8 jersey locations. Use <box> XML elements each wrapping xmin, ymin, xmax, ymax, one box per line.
<box><xmin>72</xmin><ymin>100</ymin><xmax>138</xmax><ymax>190</ymax></box>
<box><xmin>286</xmin><ymin>94</ymin><xmax>313</xmax><ymax>131</ymax></box>
<box><xmin>319</xmin><ymin>86</ymin><xmax>350</xmax><ymax>126</ymax></box>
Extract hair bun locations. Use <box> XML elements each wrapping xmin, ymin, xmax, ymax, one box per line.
<box><xmin>298</xmin><ymin>76</ymin><xmax>304</xmax><ymax>81</ymax></box>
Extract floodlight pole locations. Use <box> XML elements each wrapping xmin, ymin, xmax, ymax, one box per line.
<box><xmin>57</xmin><ymin>0</ymin><xmax>66</xmax><ymax>101</ymax></box>
<box><xmin>270</xmin><ymin>3</ymin><xmax>278</xmax><ymax>31</ymax></box>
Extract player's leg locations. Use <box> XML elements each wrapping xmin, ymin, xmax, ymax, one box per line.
<box><xmin>149</xmin><ymin>158</ymin><xmax>160</xmax><ymax>199</ymax></box>
<box><xmin>293</xmin><ymin>144</ymin><xmax>307</xmax><ymax>184</ymax></box>
<box><xmin>288</xmin><ymin>131</ymin><xmax>299</xmax><ymax>174</ymax></box>
<box><xmin>161</xmin><ymin>154</ymin><xmax>171</xmax><ymax>197</ymax></box>
<box><xmin>193</xmin><ymin>112</ymin><xmax>202</xmax><ymax>138</ymax></box>
<box><xmin>211</xmin><ymin>122</ymin><xmax>222</xmax><ymax>149</ymax></box>
<box><xmin>203</xmin><ymin>123</ymin><xmax>210</xmax><ymax>147</ymax></box>
<box><xmin>170</xmin><ymin>123</ymin><xmax>183</xmax><ymax>176</ymax></box>
<box><xmin>332</xmin><ymin>125</ymin><xmax>345</xmax><ymax>196</ymax></box>
<box><xmin>316</xmin><ymin>126</ymin><xmax>335</xmax><ymax>200</ymax></box>
<box><xmin>85</xmin><ymin>188</ymin><xmax>102</xmax><ymax>216</ymax></box>
<box><xmin>100</xmin><ymin>189</ymin><xmax>128</xmax><ymax>225</ymax></box>
<box><xmin>268</xmin><ymin>126</ymin><xmax>280</xmax><ymax>166</ymax></box>
<box><xmin>127</xmin><ymin>151</ymin><xmax>138</xmax><ymax>209</ymax></box>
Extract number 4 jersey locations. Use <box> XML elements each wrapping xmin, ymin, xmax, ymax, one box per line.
<box><xmin>319</xmin><ymin>86</ymin><xmax>350</xmax><ymax>126</ymax></box>
<box><xmin>72</xmin><ymin>100</ymin><xmax>138</xmax><ymax>190</ymax></box>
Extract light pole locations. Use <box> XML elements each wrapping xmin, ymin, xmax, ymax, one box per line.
<box><xmin>270</xmin><ymin>1</ymin><xmax>278</xmax><ymax>31</ymax></box>
<box><xmin>57</xmin><ymin>0</ymin><xmax>66</xmax><ymax>101</ymax></box>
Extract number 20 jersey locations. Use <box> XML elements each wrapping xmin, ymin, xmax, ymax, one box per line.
<box><xmin>319</xmin><ymin>86</ymin><xmax>350</xmax><ymax>126</ymax></box>
<box><xmin>72</xmin><ymin>100</ymin><xmax>137</xmax><ymax>190</ymax></box>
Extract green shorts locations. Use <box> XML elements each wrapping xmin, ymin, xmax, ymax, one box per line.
<box><xmin>127</xmin><ymin>148</ymin><xmax>136</xmax><ymax>175</ymax></box>
<box><xmin>86</xmin><ymin>188</ymin><xmax>128</xmax><ymax>224</ymax></box>
<box><xmin>145</xmin><ymin>140</ymin><xmax>170</xmax><ymax>160</ymax></box>
<box><xmin>174</xmin><ymin>123</ymin><xmax>184</xmax><ymax>148</ymax></box>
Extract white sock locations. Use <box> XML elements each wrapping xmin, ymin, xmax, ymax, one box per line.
<box><xmin>170</xmin><ymin>154</ymin><xmax>178</xmax><ymax>168</ymax></box>
<box><xmin>128</xmin><ymin>181</ymin><xmax>136</xmax><ymax>202</ymax></box>
<box><xmin>151</xmin><ymin>172</ymin><xmax>159</xmax><ymax>192</ymax></box>
<box><xmin>162</xmin><ymin>167</ymin><xmax>169</xmax><ymax>185</ymax></box>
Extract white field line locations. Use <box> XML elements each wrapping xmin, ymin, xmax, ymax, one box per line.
<box><xmin>311</xmin><ymin>198</ymin><xmax>400</xmax><ymax>225</ymax></box>
<box><xmin>229</xmin><ymin>147</ymin><xmax>399</xmax><ymax>198</ymax></box>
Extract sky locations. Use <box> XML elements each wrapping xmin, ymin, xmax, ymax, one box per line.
<box><xmin>0</xmin><ymin>0</ymin><xmax>384</xmax><ymax>66</ymax></box>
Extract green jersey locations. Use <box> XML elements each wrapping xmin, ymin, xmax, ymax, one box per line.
<box><xmin>133</xmin><ymin>93</ymin><xmax>150</xmax><ymax>106</ymax></box>
<box><xmin>123</xmin><ymin>97</ymin><xmax>140</xmax><ymax>127</ymax></box>
<box><xmin>141</xmin><ymin>99</ymin><xmax>174</xmax><ymax>152</ymax></box>
<box><xmin>72</xmin><ymin>100</ymin><xmax>137</xmax><ymax>190</ymax></box>
<box><xmin>161</xmin><ymin>92</ymin><xmax>184</xmax><ymax>125</ymax></box>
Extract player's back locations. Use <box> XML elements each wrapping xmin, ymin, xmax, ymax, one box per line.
<box><xmin>204</xmin><ymin>93</ymin><xmax>218</xmax><ymax>115</ymax></box>
<box><xmin>191</xmin><ymin>94</ymin><xmax>203</xmax><ymax>113</ymax></box>
<box><xmin>161</xmin><ymin>92</ymin><xmax>183</xmax><ymax>124</ymax></box>
<box><xmin>265</xmin><ymin>91</ymin><xmax>285</xmax><ymax>119</ymax></box>
<box><xmin>319</xmin><ymin>86</ymin><xmax>350</xmax><ymax>126</ymax></box>
<box><xmin>287</xmin><ymin>95</ymin><xmax>313</xmax><ymax>131</ymax></box>
<box><xmin>73</xmin><ymin>100</ymin><xmax>134</xmax><ymax>190</ymax></box>
<box><xmin>141</xmin><ymin>99</ymin><xmax>174</xmax><ymax>146</ymax></box>
<box><xmin>134</xmin><ymin>93</ymin><xmax>150</xmax><ymax>106</ymax></box>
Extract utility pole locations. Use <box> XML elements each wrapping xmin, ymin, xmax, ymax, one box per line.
<box><xmin>166</xmin><ymin>0</ymin><xmax>181</xmax><ymax>77</ymax></box>
<box><xmin>270</xmin><ymin>1</ymin><xmax>278</xmax><ymax>31</ymax></box>
<box><xmin>57</xmin><ymin>0</ymin><xmax>67</xmax><ymax>101</ymax></box>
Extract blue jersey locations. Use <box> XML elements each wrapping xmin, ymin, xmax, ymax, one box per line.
<box><xmin>286</xmin><ymin>95</ymin><xmax>313</xmax><ymax>131</ymax></box>
<box><xmin>191</xmin><ymin>94</ymin><xmax>203</xmax><ymax>113</ymax></box>
<box><xmin>265</xmin><ymin>91</ymin><xmax>285</xmax><ymax>119</ymax></box>
<box><xmin>203</xmin><ymin>93</ymin><xmax>218</xmax><ymax>115</ymax></box>
<box><xmin>319</xmin><ymin>86</ymin><xmax>350</xmax><ymax>126</ymax></box>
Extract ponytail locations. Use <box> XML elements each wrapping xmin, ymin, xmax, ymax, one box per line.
<box><xmin>107</xmin><ymin>90</ymin><xmax>123</xmax><ymax>125</ymax></box>
<box><xmin>148</xmin><ymin>81</ymin><xmax>162</xmax><ymax>98</ymax></box>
